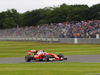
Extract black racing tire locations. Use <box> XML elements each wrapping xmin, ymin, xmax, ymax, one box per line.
<box><xmin>44</xmin><ymin>55</ymin><xmax>49</xmax><ymax>61</ymax></box>
<box><xmin>57</xmin><ymin>53</ymin><xmax>64</xmax><ymax>58</ymax></box>
<box><xmin>57</xmin><ymin>53</ymin><xmax>64</xmax><ymax>61</ymax></box>
<box><xmin>25</xmin><ymin>55</ymin><xmax>31</xmax><ymax>62</ymax></box>
<box><xmin>58</xmin><ymin>53</ymin><xmax>67</xmax><ymax>60</ymax></box>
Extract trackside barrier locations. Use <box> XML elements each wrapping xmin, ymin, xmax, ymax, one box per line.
<box><xmin>59</xmin><ymin>38</ymin><xmax>100</xmax><ymax>44</ymax></box>
<box><xmin>0</xmin><ymin>37</ymin><xmax>100</xmax><ymax>44</ymax></box>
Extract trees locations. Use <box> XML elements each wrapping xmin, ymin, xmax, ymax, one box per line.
<box><xmin>65</xmin><ymin>5</ymin><xmax>89</xmax><ymax>21</ymax></box>
<box><xmin>0</xmin><ymin>17</ymin><xmax>16</xmax><ymax>28</ymax></box>
<box><xmin>89</xmin><ymin>4</ymin><xmax>100</xmax><ymax>20</ymax></box>
<box><xmin>0</xmin><ymin>9</ymin><xmax>21</xmax><ymax>29</ymax></box>
<box><xmin>0</xmin><ymin>4</ymin><xmax>100</xmax><ymax>29</ymax></box>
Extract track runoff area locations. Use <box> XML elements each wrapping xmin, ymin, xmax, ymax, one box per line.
<box><xmin>0</xmin><ymin>55</ymin><xmax>100</xmax><ymax>63</ymax></box>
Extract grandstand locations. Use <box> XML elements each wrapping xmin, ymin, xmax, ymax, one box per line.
<box><xmin>0</xmin><ymin>20</ymin><xmax>100</xmax><ymax>38</ymax></box>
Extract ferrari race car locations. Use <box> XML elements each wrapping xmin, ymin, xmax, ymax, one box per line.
<box><xmin>25</xmin><ymin>50</ymin><xmax>67</xmax><ymax>62</ymax></box>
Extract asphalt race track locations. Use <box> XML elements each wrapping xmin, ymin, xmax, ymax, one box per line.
<box><xmin>0</xmin><ymin>55</ymin><xmax>100</xmax><ymax>63</ymax></box>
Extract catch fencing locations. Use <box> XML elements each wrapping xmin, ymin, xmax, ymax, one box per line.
<box><xmin>0</xmin><ymin>37</ymin><xmax>100</xmax><ymax>44</ymax></box>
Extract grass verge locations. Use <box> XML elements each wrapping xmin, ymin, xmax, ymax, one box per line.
<box><xmin>0</xmin><ymin>41</ymin><xmax>100</xmax><ymax>58</ymax></box>
<box><xmin>0</xmin><ymin>62</ymin><xmax>100</xmax><ymax>75</ymax></box>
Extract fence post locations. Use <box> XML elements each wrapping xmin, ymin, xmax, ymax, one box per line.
<box><xmin>74</xmin><ymin>38</ymin><xmax>78</xmax><ymax>44</ymax></box>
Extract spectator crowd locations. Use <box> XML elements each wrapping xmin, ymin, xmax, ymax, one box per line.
<box><xmin>0</xmin><ymin>20</ymin><xmax>100</xmax><ymax>38</ymax></box>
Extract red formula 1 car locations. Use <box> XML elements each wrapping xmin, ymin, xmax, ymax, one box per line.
<box><xmin>25</xmin><ymin>50</ymin><xmax>67</xmax><ymax>62</ymax></box>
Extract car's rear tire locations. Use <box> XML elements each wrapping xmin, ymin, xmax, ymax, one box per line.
<box><xmin>44</xmin><ymin>55</ymin><xmax>49</xmax><ymax>61</ymax></box>
<box><xmin>25</xmin><ymin>55</ymin><xmax>31</xmax><ymax>62</ymax></box>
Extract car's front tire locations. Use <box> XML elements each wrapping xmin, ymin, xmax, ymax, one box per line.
<box><xmin>57</xmin><ymin>53</ymin><xmax>65</xmax><ymax>61</ymax></box>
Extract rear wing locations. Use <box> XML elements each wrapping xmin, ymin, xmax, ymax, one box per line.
<box><xmin>28</xmin><ymin>50</ymin><xmax>38</xmax><ymax>55</ymax></box>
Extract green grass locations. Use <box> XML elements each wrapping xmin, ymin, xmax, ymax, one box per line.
<box><xmin>0</xmin><ymin>41</ymin><xmax>100</xmax><ymax>75</ymax></box>
<box><xmin>0</xmin><ymin>41</ymin><xmax>100</xmax><ymax>58</ymax></box>
<box><xmin>0</xmin><ymin>62</ymin><xmax>100</xmax><ymax>75</ymax></box>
